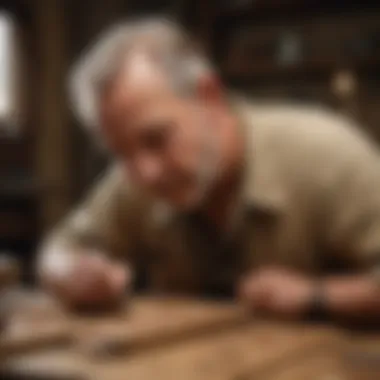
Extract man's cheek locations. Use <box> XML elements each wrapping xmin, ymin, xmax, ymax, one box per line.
<box><xmin>166</xmin><ymin>148</ymin><xmax>195</xmax><ymax>183</ymax></box>
<box><xmin>172</xmin><ymin>144</ymin><xmax>195</xmax><ymax>170</ymax></box>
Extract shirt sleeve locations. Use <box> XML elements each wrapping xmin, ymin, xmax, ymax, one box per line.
<box><xmin>324</xmin><ymin>119</ymin><xmax>380</xmax><ymax>273</ymax></box>
<box><xmin>37</xmin><ymin>164</ymin><xmax>136</xmax><ymax>278</ymax></box>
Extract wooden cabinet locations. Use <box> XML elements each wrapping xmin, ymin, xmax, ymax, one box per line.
<box><xmin>187</xmin><ymin>1</ymin><xmax>380</xmax><ymax>146</ymax></box>
<box><xmin>222</xmin><ymin>11</ymin><xmax>380</xmax><ymax>79</ymax></box>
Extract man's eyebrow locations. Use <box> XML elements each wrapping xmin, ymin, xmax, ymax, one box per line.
<box><xmin>139</xmin><ymin>120</ymin><xmax>171</xmax><ymax>131</ymax></box>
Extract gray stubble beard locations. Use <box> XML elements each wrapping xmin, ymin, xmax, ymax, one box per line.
<box><xmin>192</xmin><ymin>118</ymin><xmax>223</xmax><ymax>207</ymax></box>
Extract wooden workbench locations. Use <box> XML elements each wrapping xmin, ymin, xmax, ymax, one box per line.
<box><xmin>0</xmin><ymin>291</ymin><xmax>379</xmax><ymax>380</ymax></box>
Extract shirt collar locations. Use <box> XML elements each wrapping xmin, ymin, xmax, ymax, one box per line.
<box><xmin>230</xmin><ymin>94</ymin><xmax>288</xmax><ymax>215</ymax></box>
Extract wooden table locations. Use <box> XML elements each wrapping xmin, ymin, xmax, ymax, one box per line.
<box><xmin>0</xmin><ymin>291</ymin><xmax>379</xmax><ymax>380</ymax></box>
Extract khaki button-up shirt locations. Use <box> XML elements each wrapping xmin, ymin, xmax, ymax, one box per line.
<box><xmin>40</xmin><ymin>96</ymin><xmax>380</xmax><ymax>296</ymax></box>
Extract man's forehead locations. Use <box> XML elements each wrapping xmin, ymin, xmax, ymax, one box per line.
<box><xmin>104</xmin><ymin>54</ymin><xmax>174</xmax><ymax>113</ymax></box>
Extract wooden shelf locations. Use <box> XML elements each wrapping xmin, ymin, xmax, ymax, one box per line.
<box><xmin>218</xmin><ymin>0</ymin><xmax>379</xmax><ymax>21</ymax></box>
<box><xmin>223</xmin><ymin>58</ymin><xmax>380</xmax><ymax>84</ymax></box>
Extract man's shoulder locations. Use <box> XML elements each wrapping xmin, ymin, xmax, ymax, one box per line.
<box><xmin>234</xmin><ymin>95</ymin><xmax>380</xmax><ymax>200</ymax></box>
<box><xmin>236</xmin><ymin>95</ymin><xmax>377</xmax><ymax>160</ymax></box>
<box><xmin>238</xmin><ymin>96</ymin><xmax>351</xmax><ymax>139</ymax></box>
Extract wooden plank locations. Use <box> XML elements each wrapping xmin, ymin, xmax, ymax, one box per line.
<box><xmin>2</xmin><ymin>323</ymin><xmax>344</xmax><ymax>380</ymax></box>
<box><xmin>257</xmin><ymin>353</ymin><xmax>348</xmax><ymax>380</ymax></box>
<box><xmin>342</xmin><ymin>332</ymin><xmax>380</xmax><ymax>380</ymax></box>
<box><xmin>0</xmin><ymin>294</ymin><xmax>352</xmax><ymax>380</ymax></box>
<box><xmin>1</xmin><ymin>295</ymin><xmax>249</xmax><ymax>359</ymax></box>
<box><xmin>1</xmin><ymin>349</ymin><xmax>86</xmax><ymax>380</ymax></box>
<box><xmin>0</xmin><ymin>323</ymin><xmax>72</xmax><ymax>360</ymax></box>
<box><xmin>76</xmin><ymin>296</ymin><xmax>251</xmax><ymax>357</ymax></box>
<box><xmin>91</xmin><ymin>323</ymin><xmax>344</xmax><ymax>380</ymax></box>
<box><xmin>241</xmin><ymin>329</ymin><xmax>347</xmax><ymax>380</ymax></box>
<box><xmin>0</xmin><ymin>291</ymin><xmax>71</xmax><ymax>359</ymax></box>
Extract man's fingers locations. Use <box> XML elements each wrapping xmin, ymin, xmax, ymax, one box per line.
<box><xmin>238</xmin><ymin>274</ymin><xmax>273</xmax><ymax>311</ymax></box>
<box><xmin>108</xmin><ymin>264</ymin><xmax>131</xmax><ymax>294</ymax></box>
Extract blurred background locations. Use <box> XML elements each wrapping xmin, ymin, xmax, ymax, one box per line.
<box><xmin>0</xmin><ymin>0</ymin><xmax>379</xmax><ymax>283</ymax></box>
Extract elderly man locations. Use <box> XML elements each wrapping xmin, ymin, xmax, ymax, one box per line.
<box><xmin>38</xmin><ymin>18</ymin><xmax>380</xmax><ymax>321</ymax></box>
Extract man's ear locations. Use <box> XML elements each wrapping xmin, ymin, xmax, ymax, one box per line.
<box><xmin>196</xmin><ymin>74</ymin><xmax>225</xmax><ymax>106</ymax></box>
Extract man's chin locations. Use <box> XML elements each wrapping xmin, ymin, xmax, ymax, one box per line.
<box><xmin>164</xmin><ymin>190</ymin><xmax>205</xmax><ymax>212</ymax></box>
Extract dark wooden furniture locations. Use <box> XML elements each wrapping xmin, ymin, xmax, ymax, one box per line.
<box><xmin>186</xmin><ymin>1</ymin><xmax>380</xmax><ymax>142</ymax></box>
<box><xmin>0</xmin><ymin>1</ymin><xmax>39</xmax><ymax>283</ymax></box>
<box><xmin>0</xmin><ymin>0</ymin><xmax>73</xmax><ymax>282</ymax></box>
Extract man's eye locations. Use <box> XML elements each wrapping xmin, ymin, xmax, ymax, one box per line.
<box><xmin>143</xmin><ymin>129</ymin><xmax>168</xmax><ymax>151</ymax></box>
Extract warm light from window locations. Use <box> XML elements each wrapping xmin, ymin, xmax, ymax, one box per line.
<box><xmin>0</xmin><ymin>12</ymin><xmax>22</xmax><ymax>137</ymax></box>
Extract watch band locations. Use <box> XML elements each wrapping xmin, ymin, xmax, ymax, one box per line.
<box><xmin>371</xmin><ymin>263</ymin><xmax>380</xmax><ymax>288</ymax></box>
<box><xmin>306</xmin><ymin>282</ymin><xmax>329</xmax><ymax>321</ymax></box>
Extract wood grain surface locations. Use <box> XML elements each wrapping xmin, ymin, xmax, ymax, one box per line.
<box><xmin>0</xmin><ymin>294</ymin><xmax>250</xmax><ymax>359</ymax></box>
<box><xmin>0</xmin><ymin>292</ymin><xmax>379</xmax><ymax>380</ymax></box>
<box><xmin>1</xmin><ymin>321</ymin><xmax>347</xmax><ymax>380</ymax></box>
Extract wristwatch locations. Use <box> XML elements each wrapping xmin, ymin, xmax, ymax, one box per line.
<box><xmin>306</xmin><ymin>281</ymin><xmax>329</xmax><ymax>321</ymax></box>
<box><xmin>371</xmin><ymin>262</ymin><xmax>380</xmax><ymax>288</ymax></box>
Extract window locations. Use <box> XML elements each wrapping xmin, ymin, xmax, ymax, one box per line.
<box><xmin>0</xmin><ymin>12</ymin><xmax>22</xmax><ymax>137</ymax></box>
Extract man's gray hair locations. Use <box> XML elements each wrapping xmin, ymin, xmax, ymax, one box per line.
<box><xmin>69</xmin><ymin>17</ymin><xmax>213</xmax><ymax>132</ymax></box>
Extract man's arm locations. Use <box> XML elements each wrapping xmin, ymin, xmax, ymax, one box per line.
<box><xmin>318</xmin><ymin>121</ymin><xmax>380</xmax><ymax>322</ymax></box>
<box><xmin>320</xmin><ymin>273</ymin><xmax>380</xmax><ymax>321</ymax></box>
<box><xmin>240</xmin><ymin>113</ymin><xmax>380</xmax><ymax>322</ymax></box>
<box><xmin>37</xmin><ymin>165</ymin><xmax>136</xmax><ymax>309</ymax></box>
<box><xmin>238</xmin><ymin>268</ymin><xmax>380</xmax><ymax>322</ymax></box>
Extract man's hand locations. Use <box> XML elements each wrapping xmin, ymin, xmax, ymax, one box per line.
<box><xmin>237</xmin><ymin>267</ymin><xmax>316</xmax><ymax>319</ymax></box>
<box><xmin>42</xmin><ymin>248</ymin><xmax>132</xmax><ymax>311</ymax></box>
